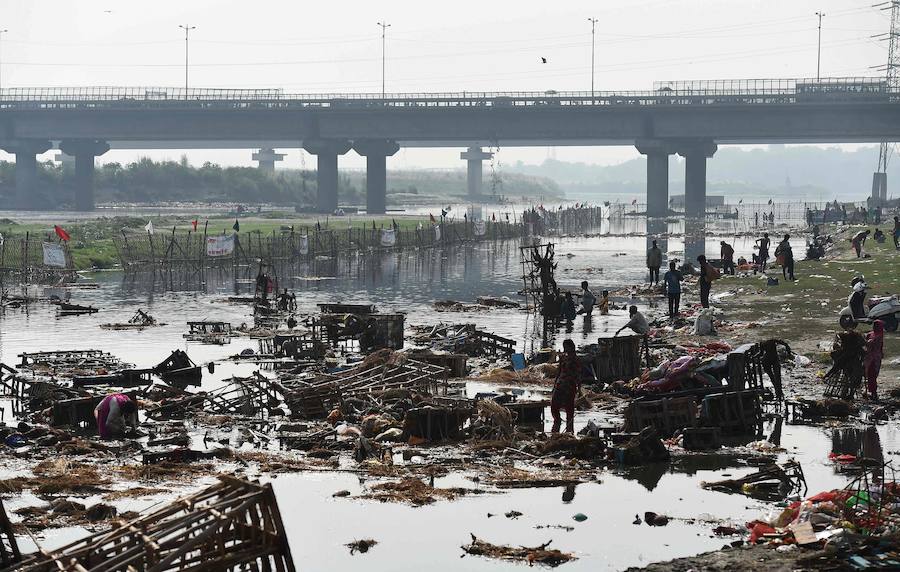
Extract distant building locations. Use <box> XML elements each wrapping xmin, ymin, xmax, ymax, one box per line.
<box><xmin>669</xmin><ymin>195</ymin><xmax>725</xmax><ymax>208</ymax></box>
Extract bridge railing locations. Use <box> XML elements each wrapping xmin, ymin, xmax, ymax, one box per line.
<box><xmin>0</xmin><ymin>78</ymin><xmax>895</xmax><ymax>109</ymax></box>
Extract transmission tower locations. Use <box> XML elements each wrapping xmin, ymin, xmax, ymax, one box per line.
<box><xmin>872</xmin><ymin>0</ymin><xmax>900</xmax><ymax>204</ymax></box>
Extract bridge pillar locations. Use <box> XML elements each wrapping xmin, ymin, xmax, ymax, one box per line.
<box><xmin>302</xmin><ymin>139</ymin><xmax>352</xmax><ymax>213</ymax></box>
<box><xmin>59</xmin><ymin>139</ymin><xmax>110</xmax><ymax>211</ymax></box>
<box><xmin>252</xmin><ymin>148</ymin><xmax>285</xmax><ymax>174</ymax></box>
<box><xmin>0</xmin><ymin>139</ymin><xmax>52</xmax><ymax>209</ymax></box>
<box><xmin>460</xmin><ymin>146</ymin><xmax>493</xmax><ymax>199</ymax></box>
<box><xmin>677</xmin><ymin>141</ymin><xmax>717</xmax><ymax>219</ymax></box>
<box><xmin>636</xmin><ymin>139</ymin><xmax>675</xmax><ymax>218</ymax></box>
<box><xmin>354</xmin><ymin>139</ymin><xmax>400</xmax><ymax>215</ymax></box>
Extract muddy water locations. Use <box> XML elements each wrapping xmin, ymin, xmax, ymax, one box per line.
<box><xmin>2</xmin><ymin>215</ymin><xmax>861</xmax><ymax>571</ymax></box>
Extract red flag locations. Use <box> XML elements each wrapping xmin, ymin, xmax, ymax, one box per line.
<box><xmin>191</xmin><ymin>219</ymin><xmax>198</xmax><ymax>231</ymax></box>
<box><xmin>429</xmin><ymin>213</ymin><xmax>436</xmax><ymax>223</ymax></box>
<box><xmin>54</xmin><ymin>225</ymin><xmax>71</xmax><ymax>242</ymax></box>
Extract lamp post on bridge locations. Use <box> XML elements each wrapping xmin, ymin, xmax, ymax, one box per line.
<box><xmin>588</xmin><ymin>17</ymin><xmax>598</xmax><ymax>99</ymax></box>
<box><xmin>816</xmin><ymin>11</ymin><xmax>825</xmax><ymax>81</ymax></box>
<box><xmin>0</xmin><ymin>29</ymin><xmax>8</xmax><ymax>93</ymax></box>
<box><xmin>179</xmin><ymin>24</ymin><xmax>196</xmax><ymax>96</ymax></box>
<box><xmin>377</xmin><ymin>21</ymin><xmax>390</xmax><ymax>99</ymax></box>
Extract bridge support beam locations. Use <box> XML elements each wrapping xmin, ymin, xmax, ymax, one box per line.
<box><xmin>354</xmin><ymin>139</ymin><xmax>400</xmax><ymax>215</ymax></box>
<box><xmin>0</xmin><ymin>139</ymin><xmax>52</xmax><ymax>210</ymax></box>
<box><xmin>303</xmin><ymin>139</ymin><xmax>351</xmax><ymax>214</ymax></box>
<box><xmin>59</xmin><ymin>139</ymin><xmax>110</xmax><ymax>211</ymax></box>
<box><xmin>636</xmin><ymin>139</ymin><xmax>675</xmax><ymax>218</ymax></box>
<box><xmin>460</xmin><ymin>146</ymin><xmax>493</xmax><ymax>199</ymax></box>
<box><xmin>252</xmin><ymin>148</ymin><xmax>285</xmax><ymax>174</ymax></box>
<box><xmin>677</xmin><ymin>141</ymin><xmax>717</xmax><ymax>219</ymax></box>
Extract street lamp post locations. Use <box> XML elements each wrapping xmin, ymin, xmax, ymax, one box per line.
<box><xmin>588</xmin><ymin>18</ymin><xmax>598</xmax><ymax>99</ymax></box>
<box><xmin>179</xmin><ymin>24</ymin><xmax>196</xmax><ymax>95</ymax></box>
<box><xmin>0</xmin><ymin>29</ymin><xmax>8</xmax><ymax>93</ymax></box>
<box><xmin>377</xmin><ymin>21</ymin><xmax>390</xmax><ymax>99</ymax></box>
<box><xmin>815</xmin><ymin>11</ymin><xmax>825</xmax><ymax>81</ymax></box>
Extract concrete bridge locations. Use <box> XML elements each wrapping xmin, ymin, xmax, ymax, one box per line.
<box><xmin>1</xmin><ymin>77</ymin><xmax>897</xmax><ymax>214</ymax></box>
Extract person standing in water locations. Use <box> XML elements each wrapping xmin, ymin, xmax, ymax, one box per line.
<box><xmin>551</xmin><ymin>339</ymin><xmax>582</xmax><ymax>434</ymax></box>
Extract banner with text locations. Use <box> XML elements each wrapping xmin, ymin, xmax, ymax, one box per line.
<box><xmin>42</xmin><ymin>242</ymin><xmax>67</xmax><ymax>268</ymax></box>
<box><xmin>206</xmin><ymin>234</ymin><xmax>235</xmax><ymax>257</ymax></box>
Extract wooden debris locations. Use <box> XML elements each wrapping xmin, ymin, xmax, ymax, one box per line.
<box><xmin>9</xmin><ymin>476</ymin><xmax>295</xmax><ymax>571</ymax></box>
<box><xmin>462</xmin><ymin>534</ymin><xmax>575</xmax><ymax>567</ymax></box>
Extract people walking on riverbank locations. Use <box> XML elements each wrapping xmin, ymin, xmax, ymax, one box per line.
<box><xmin>755</xmin><ymin>233</ymin><xmax>771</xmax><ymax>272</ymax></box>
<box><xmin>720</xmin><ymin>240</ymin><xmax>735</xmax><ymax>275</ymax></box>
<box><xmin>775</xmin><ymin>234</ymin><xmax>795</xmax><ymax>281</ymax></box>
<box><xmin>647</xmin><ymin>240</ymin><xmax>662</xmax><ymax>286</ymax></box>
<box><xmin>697</xmin><ymin>255</ymin><xmax>718</xmax><ymax>308</ymax></box>
<box><xmin>551</xmin><ymin>339</ymin><xmax>582</xmax><ymax>434</ymax></box>
<box><xmin>663</xmin><ymin>261</ymin><xmax>683</xmax><ymax>318</ymax></box>
<box><xmin>865</xmin><ymin>320</ymin><xmax>885</xmax><ymax>401</ymax></box>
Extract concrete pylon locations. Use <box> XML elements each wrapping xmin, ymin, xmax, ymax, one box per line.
<box><xmin>677</xmin><ymin>141</ymin><xmax>717</xmax><ymax>219</ymax></box>
<box><xmin>302</xmin><ymin>139</ymin><xmax>352</xmax><ymax>213</ymax></box>
<box><xmin>252</xmin><ymin>148</ymin><xmax>285</xmax><ymax>174</ymax></box>
<box><xmin>0</xmin><ymin>139</ymin><xmax>53</xmax><ymax>210</ymax></box>
<box><xmin>353</xmin><ymin>139</ymin><xmax>400</xmax><ymax>215</ymax></box>
<box><xmin>59</xmin><ymin>139</ymin><xmax>110</xmax><ymax>211</ymax></box>
<box><xmin>460</xmin><ymin>146</ymin><xmax>493</xmax><ymax>199</ymax></box>
<box><xmin>635</xmin><ymin>139</ymin><xmax>676</xmax><ymax>218</ymax></box>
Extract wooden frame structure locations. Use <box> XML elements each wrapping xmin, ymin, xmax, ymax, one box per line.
<box><xmin>7</xmin><ymin>476</ymin><xmax>295</xmax><ymax>571</ymax></box>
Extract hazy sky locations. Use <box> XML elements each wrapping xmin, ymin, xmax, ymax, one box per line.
<box><xmin>0</xmin><ymin>0</ymin><xmax>891</xmax><ymax>169</ymax></box>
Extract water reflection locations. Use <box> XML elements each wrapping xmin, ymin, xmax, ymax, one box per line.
<box><xmin>832</xmin><ymin>427</ymin><xmax>884</xmax><ymax>465</ymax></box>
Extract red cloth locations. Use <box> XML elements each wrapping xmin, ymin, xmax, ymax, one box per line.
<box><xmin>747</xmin><ymin>521</ymin><xmax>776</xmax><ymax>544</ymax></box>
<box><xmin>54</xmin><ymin>225</ymin><xmax>71</xmax><ymax>242</ymax></box>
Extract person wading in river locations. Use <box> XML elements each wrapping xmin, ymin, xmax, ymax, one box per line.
<box><xmin>646</xmin><ymin>240</ymin><xmax>662</xmax><ymax>286</ymax></box>
<box><xmin>551</xmin><ymin>339</ymin><xmax>582</xmax><ymax>434</ymax></box>
<box><xmin>577</xmin><ymin>281</ymin><xmax>596</xmax><ymax>316</ymax></box>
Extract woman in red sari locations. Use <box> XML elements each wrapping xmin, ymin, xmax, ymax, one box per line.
<box><xmin>865</xmin><ymin>320</ymin><xmax>885</xmax><ymax>401</ymax></box>
<box><xmin>551</xmin><ymin>339</ymin><xmax>582</xmax><ymax>434</ymax></box>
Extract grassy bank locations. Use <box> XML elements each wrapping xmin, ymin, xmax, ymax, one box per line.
<box><xmin>718</xmin><ymin>224</ymin><xmax>899</xmax><ymax>376</ymax></box>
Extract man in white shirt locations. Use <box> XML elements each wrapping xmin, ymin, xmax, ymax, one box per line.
<box><xmin>615</xmin><ymin>305</ymin><xmax>651</xmax><ymax>366</ymax></box>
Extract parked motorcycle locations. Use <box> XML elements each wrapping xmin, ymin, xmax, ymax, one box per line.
<box><xmin>839</xmin><ymin>276</ymin><xmax>900</xmax><ymax>331</ymax></box>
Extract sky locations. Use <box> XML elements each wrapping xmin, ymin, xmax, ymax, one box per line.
<box><xmin>0</xmin><ymin>0</ymin><xmax>893</xmax><ymax>169</ymax></box>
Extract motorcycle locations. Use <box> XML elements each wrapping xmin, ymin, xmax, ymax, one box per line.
<box><xmin>839</xmin><ymin>276</ymin><xmax>900</xmax><ymax>331</ymax></box>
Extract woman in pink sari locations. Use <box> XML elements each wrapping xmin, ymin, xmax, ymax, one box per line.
<box><xmin>864</xmin><ymin>320</ymin><xmax>885</xmax><ymax>401</ymax></box>
<box><xmin>94</xmin><ymin>393</ymin><xmax>138</xmax><ymax>439</ymax></box>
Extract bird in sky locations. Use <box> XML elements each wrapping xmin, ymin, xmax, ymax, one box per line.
<box><xmin>540</xmin><ymin>57</ymin><xmax>548</xmax><ymax>64</ymax></box>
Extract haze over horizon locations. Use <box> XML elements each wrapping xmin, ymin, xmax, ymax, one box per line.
<box><xmin>0</xmin><ymin>0</ymin><xmax>892</xmax><ymax>175</ymax></box>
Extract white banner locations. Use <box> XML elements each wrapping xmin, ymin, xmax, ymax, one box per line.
<box><xmin>206</xmin><ymin>234</ymin><xmax>235</xmax><ymax>257</ymax></box>
<box><xmin>42</xmin><ymin>242</ymin><xmax>66</xmax><ymax>268</ymax></box>
<box><xmin>600</xmin><ymin>204</ymin><xmax>611</xmax><ymax>219</ymax></box>
<box><xmin>474</xmin><ymin>220</ymin><xmax>486</xmax><ymax>237</ymax></box>
<box><xmin>434</xmin><ymin>225</ymin><xmax>441</xmax><ymax>241</ymax></box>
<box><xmin>298</xmin><ymin>235</ymin><xmax>309</xmax><ymax>256</ymax></box>
<box><xmin>380</xmin><ymin>229</ymin><xmax>396</xmax><ymax>247</ymax></box>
